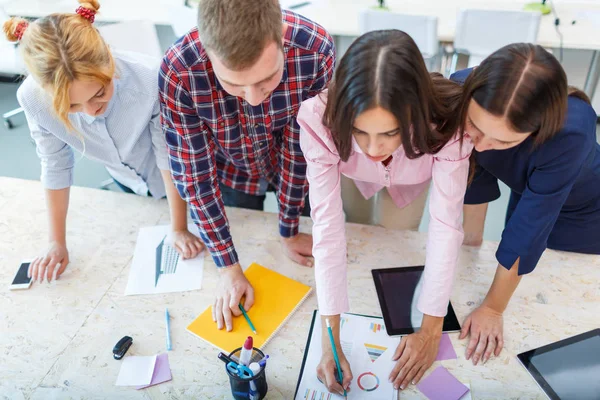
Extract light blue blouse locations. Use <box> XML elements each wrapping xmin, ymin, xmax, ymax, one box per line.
<box><xmin>17</xmin><ymin>50</ymin><xmax>169</xmax><ymax>197</ymax></box>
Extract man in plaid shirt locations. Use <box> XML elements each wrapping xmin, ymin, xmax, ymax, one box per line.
<box><xmin>159</xmin><ymin>0</ymin><xmax>335</xmax><ymax>330</ymax></box>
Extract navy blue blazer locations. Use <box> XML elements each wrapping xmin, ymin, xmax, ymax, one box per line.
<box><xmin>452</xmin><ymin>68</ymin><xmax>600</xmax><ymax>274</ymax></box>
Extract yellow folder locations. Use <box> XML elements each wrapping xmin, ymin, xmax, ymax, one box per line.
<box><xmin>187</xmin><ymin>263</ymin><xmax>312</xmax><ymax>353</ymax></box>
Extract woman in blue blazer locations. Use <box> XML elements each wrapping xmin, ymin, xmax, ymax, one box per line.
<box><xmin>452</xmin><ymin>43</ymin><xmax>600</xmax><ymax>366</ymax></box>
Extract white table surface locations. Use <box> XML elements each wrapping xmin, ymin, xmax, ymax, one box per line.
<box><xmin>1</xmin><ymin>177</ymin><xmax>599</xmax><ymax>399</ymax></box>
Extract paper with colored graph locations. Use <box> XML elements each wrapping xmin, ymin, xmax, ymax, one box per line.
<box><xmin>187</xmin><ymin>263</ymin><xmax>312</xmax><ymax>353</ymax></box>
<box><xmin>295</xmin><ymin>312</ymin><xmax>399</xmax><ymax>400</ymax></box>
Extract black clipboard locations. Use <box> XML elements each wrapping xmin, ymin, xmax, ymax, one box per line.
<box><xmin>293</xmin><ymin>310</ymin><xmax>388</xmax><ymax>399</ymax></box>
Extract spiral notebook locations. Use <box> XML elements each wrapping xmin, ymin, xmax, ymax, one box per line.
<box><xmin>187</xmin><ymin>263</ymin><xmax>312</xmax><ymax>353</ymax></box>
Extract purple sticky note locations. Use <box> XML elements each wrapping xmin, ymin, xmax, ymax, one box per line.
<box><xmin>435</xmin><ymin>334</ymin><xmax>458</xmax><ymax>361</ymax></box>
<box><xmin>417</xmin><ymin>366</ymin><xmax>469</xmax><ymax>400</ymax></box>
<box><xmin>137</xmin><ymin>353</ymin><xmax>172</xmax><ymax>389</ymax></box>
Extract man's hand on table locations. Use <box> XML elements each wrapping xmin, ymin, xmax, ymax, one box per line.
<box><xmin>170</xmin><ymin>229</ymin><xmax>205</xmax><ymax>259</ymax></box>
<box><xmin>213</xmin><ymin>263</ymin><xmax>254</xmax><ymax>331</ymax></box>
<box><xmin>280</xmin><ymin>232</ymin><xmax>313</xmax><ymax>267</ymax></box>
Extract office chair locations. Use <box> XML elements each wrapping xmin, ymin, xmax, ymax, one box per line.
<box><xmin>448</xmin><ymin>9</ymin><xmax>541</xmax><ymax>74</ymax></box>
<box><xmin>1</xmin><ymin>6</ymin><xmax>25</xmax><ymax>129</ymax></box>
<box><xmin>358</xmin><ymin>9</ymin><xmax>440</xmax><ymax>72</ymax></box>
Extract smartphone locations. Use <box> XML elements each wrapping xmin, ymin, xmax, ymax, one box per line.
<box><xmin>9</xmin><ymin>260</ymin><xmax>33</xmax><ymax>290</ymax></box>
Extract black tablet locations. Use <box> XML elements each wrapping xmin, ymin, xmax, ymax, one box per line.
<box><xmin>372</xmin><ymin>266</ymin><xmax>461</xmax><ymax>336</ymax></box>
<box><xmin>517</xmin><ymin>329</ymin><xmax>600</xmax><ymax>400</ymax></box>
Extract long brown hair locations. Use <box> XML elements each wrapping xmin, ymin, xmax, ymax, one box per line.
<box><xmin>322</xmin><ymin>30</ymin><xmax>462</xmax><ymax>162</ymax></box>
<box><xmin>458</xmin><ymin>43</ymin><xmax>590</xmax><ymax>182</ymax></box>
<box><xmin>458</xmin><ymin>43</ymin><xmax>589</xmax><ymax>147</ymax></box>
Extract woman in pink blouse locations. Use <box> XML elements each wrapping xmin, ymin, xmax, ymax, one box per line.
<box><xmin>298</xmin><ymin>30</ymin><xmax>473</xmax><ymax>395</ymax></box>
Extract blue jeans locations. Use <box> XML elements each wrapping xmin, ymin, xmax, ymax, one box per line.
<box><xmin>113</xmin><ymin>178</ymin><xmax>136</xmax><ymax>194</ymax></box>
<box><xmin>219</xmin><ymin>183</ymin><xmax>311</xmax><ymax>217</ymax></box>
<box><xmin>112</xmin><ymin>178</ymin><xmax>153</xmax><ymax>197</ymax></box>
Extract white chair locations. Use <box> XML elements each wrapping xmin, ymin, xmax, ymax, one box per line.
<box><xmin>449</xmin><ymin>9</ymin><xmax>541</xmax><ymax>74</ymax></box>
<box><xmin>98</xmin><ymin>20</ymin><xmax>162</xmax><ymax>60</ymax></box>
<box><xmin>168</xmin><ymin>4</ymin><xmax>197</xmax><ymax>39</ymax></box>
<box><xmin>359</xmin><ymin>10</ymin><xmax>440</xmax><ymax>71</ymax></box>
<box><xmin>1</xmin><ymin>6</ymin><xmax>26</xmax><ymax>129</ymax></box>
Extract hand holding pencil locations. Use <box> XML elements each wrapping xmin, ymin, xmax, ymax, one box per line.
<box><xmin>316</xmin><ymin>315</ymin><xmax>352</xmax><ymax>397</ymax></box>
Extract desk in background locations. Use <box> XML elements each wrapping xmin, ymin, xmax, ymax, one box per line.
<box><xmin>293</xmin><ymin>0</ymin><xmax>600</xmax><ymax>98</ymax></box>
<box><xmin>2</xmin><ymin>0</ymin><xmax>182</xmax><ymax>25</ymax></box>
<box><xmin>1</xmin><ymin>177</ymin><xmax>598</xmax><ymax>398</ymax></box>
<box><xmin>4</xmin><ymin>0</ymin><xmax>600</xmax><ymax>98</ymax></box>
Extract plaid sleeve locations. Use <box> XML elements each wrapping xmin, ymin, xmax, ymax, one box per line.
<box><xmin>307</xmin><ymin>39</ymin><xmax>336</xmax><ymax>98</ymax></box>
<box><xmin>277</xmin><ymin>41</ymin><xmax>336</xmax><ymax>237</ymax></box>
<box><xmin>158</xmin><ymin>62</ymin><xmax>239</xmax><ymax>267</ymax></box>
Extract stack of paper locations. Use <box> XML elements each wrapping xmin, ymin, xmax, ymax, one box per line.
<box><xmin>417</xmin><ymin>366</ymin><xmax>471</xmax><ymax>400</ymax></box>
<box><xmin>115</xmin><ymin>353</ymin><xmax>172</xmax><ymax>388</ymax></box>
<box><xmin>435</xmin><ymin>334</ymin><xmax>458</xmax><ymax>361</ymax></box>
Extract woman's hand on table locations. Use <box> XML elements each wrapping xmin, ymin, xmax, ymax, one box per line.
<box><xmin>389</xmin><ymin>315</ymin><xmax>443</xmax><ymax>390</ymax></box>
<box><xmin>171</xmin><ymin>229</ymin><xmax>204</xmax><ymax>259</ymax></box>
<box><xmin>29</xmin><ymin>241</ymin><xmax>69</xmax><ymax>283</ymax></box>
<box><xmin>317</xmin><ymin>345</ymin><xmax>353</xmax><ymax>396</ymax></box>
<box><xmin>389</xmin><ymin>329</ymin><xmax>441</xmax><ymax>390</ymax></box>
<box><xmin>460</xmin><ymin>304</ymin><xmax>504</xmax><ymax>365</ymax></box>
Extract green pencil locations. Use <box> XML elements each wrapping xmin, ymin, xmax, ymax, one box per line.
<box><xmin>238</xmin><ymin>303</ymin><xmax>257</xmax><ymax>334</ymax></box>
<box><xmin>326</xmin><ymin>318</ymin><xmax>347</xmax><ymax>398</ymax></box>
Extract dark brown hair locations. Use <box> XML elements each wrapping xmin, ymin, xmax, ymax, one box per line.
<box><xmin>197</xmin><ymin>0</ymin><xmax>283</xmax><ymax>70</ymax></box>
<box><xmin>458</xmin><ymin>43</ymin><xmax>590</xmax><ymax>147</ymax></box>
<box><xmin>458</xmin><ymin>43</ymin><xmax>590</xmax><ymax>183</ymax></box>
<box><xmin>323</xmin><ymin>30</ymin><xmax>463</xmax><ymax>162</ymax></box>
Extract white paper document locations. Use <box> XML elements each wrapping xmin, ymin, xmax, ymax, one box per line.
<box><xmin>125</xmin><ymin>225</ymin><xmax>204</xmax><ymax>295</ymax></box>
<box><xmin>296</xmin><ymin>312</ymin><xmax>400</xmax><ymax>400</ymax></box>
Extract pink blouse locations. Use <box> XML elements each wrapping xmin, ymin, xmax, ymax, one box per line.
<box><xmin>298</xmin><ymin>94</ymin><xmax>473</xmax><ymax>317</ymax></box>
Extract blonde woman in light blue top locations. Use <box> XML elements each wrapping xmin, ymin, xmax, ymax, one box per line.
<box><xmin>6</xmin><ymin>1</ymin><xmax>204</xmax><ymax>283</ymax></box>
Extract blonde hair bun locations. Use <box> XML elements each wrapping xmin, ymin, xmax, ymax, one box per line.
<box><xmin>77</xmin><ymin>0</ymin><xmax>101</xmax><ymax>12</ymax></box>
<box><xmin>3</xmin><ymin>17</ymin><xmax>28</xmax><ymax>43</ymax></box>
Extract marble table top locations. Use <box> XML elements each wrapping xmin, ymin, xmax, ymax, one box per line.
<box><xmin>1</xmin><ymin>177</ymin><xmax>598</xmax><ymax>399</ymax></box>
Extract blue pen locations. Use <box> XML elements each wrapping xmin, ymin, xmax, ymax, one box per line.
<box><xmin>258</xmin><ymin>354</ymin><xmax>270</xmax><ymax>368</ymax></box>
<box><xmin>326</xmin><ymin>318</ymin><xmax>347</xmax><ymax>398</ymax></box>
<box><xmin>165</xmin><ymin>308</ymin><xmax>172</xmax><ymax>351</ymax></box>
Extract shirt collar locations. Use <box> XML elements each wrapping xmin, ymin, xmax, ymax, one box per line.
<box><xmin>79</xmin><ymin>78</ymin><xmax>119</xmax><ymax>124</ymax></box>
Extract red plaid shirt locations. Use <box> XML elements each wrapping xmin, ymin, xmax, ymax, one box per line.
<box><xmin>159</xmin><ymin>10</ymin><xmax>335</xmax><ymax>267</ymax></box>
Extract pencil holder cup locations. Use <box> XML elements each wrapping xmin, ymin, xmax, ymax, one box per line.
<box><xmin>226</xmin><ymin>347</ymin><xmax>268</xmax><ymax>400</ymax></box>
